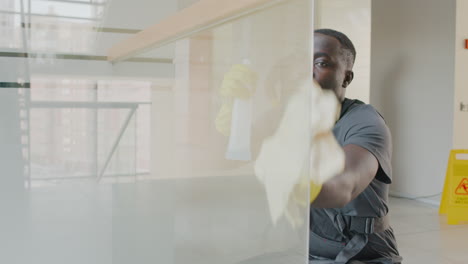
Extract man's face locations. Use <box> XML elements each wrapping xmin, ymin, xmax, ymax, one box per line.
<box><xmin>313</xmin><ymin>33</ymin><xmax>352</xmax><ymax>102</ymax></box>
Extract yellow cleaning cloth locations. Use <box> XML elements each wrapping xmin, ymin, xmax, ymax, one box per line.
<box><xmin>254</xmin><ymin>81</ymin><xmax>344</xmax><ymax>227</ymax></box>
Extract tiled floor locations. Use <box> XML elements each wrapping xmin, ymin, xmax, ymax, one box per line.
<box><xmin>389</xmin><ymin>197</ymin><xmax>468</xmax><ymax>264</ymax></box>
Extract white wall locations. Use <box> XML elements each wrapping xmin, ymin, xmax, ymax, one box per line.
<box><xmin>315</xmin><ymin>0</ymin><xmax>371</xmax><ymax>103</ymax></box>
<box><xmin>453</xmin><ymin>0</ymin><xmax>468</xmax><ymax>149</ymax></box>
<box><xmin>370</xmin><ymin>0</ymin><xmax>456</xmax><ymax>197</ymax></box>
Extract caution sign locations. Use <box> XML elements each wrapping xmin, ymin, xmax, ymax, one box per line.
<box><xmin>455</xmin><ymin>178</ymin><xmax>468</xmax><ymax>195</ymax></box>
<box><xmin>440</xmin><ymin>150</ymin><xmax>468</xmax><ymax>225</ymax></box>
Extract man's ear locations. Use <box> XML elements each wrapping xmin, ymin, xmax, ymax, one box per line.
<box><xmin>342</xmin><ymin>71</ymin><xmax>354</xmax><ymax>88</ymax></box>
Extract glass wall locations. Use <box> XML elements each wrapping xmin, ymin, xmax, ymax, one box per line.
<box><xmin>0</xmin><ymin>0</ymin><xmax>314</xmax><ymax>263</ymax></box>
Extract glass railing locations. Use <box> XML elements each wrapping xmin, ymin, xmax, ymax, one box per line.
<box><xmin>0</xmin><ymin>0</ymin><xmax>314</xmax><ymax>263</ymax></box>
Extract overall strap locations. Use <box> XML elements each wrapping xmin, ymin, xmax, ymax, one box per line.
<box><xmin>334</xmin><ymin>233</ymin><xmax>368</xmax><ymax>263</ymax></box>
<box><xmin>324</xmin><ymin>211</ymin><xmax>391</xmax><ymax>263</ymax></box>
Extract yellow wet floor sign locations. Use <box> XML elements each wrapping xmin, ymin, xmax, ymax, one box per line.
<box><xmin>455</xmin><ymin>178</ymin><xmax>468</xmax><ymax>195</ymax></box>
<box><xmin>439</xmin><ymin>150</ymin><xmax>468</xmax><ymax>225</ymax></box>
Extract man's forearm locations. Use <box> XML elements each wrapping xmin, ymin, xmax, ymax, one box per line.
<box><xmin>311</xmin><ymin>144</ymin><xmax>379</xmax><ymax>208</ymax></box>
<box><xmin>311</xmin><ymin>172</ymin><xmax>354</xmax><ymax>208</ymax></box>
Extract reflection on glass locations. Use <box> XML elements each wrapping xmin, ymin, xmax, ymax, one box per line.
<box><xmin>0</xmin><ymin>0</ymin><xmax>313</xmax><ymax>263</ymax></box>
<box><xmin>0</xmin><ymin>0</ymin><xmax>105</xmax><ymax>51</ymax></box>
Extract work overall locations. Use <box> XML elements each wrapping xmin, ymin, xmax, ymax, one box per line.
<box><xmin>309</xmin><ymin>99</ymin><xmax>402</xmax><ymax>264</ymax></box>
<box><xmin>309</xmin><ymin>186</ymin><xmax>400</xmax><ymax>264</ymax></box>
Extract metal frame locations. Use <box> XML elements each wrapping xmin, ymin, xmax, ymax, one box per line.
<box><xmin>96</xmin><ymin>106</ymin><xmax>136</xmax><ymax>182</ymax></box>
<box><xmin>35</xmin><ymin>0</ymin><xmax>107</xmax><ymax>6</ymax></box>
<box><xmin>0</xmin><ymin>9</ymin><xmax>100</xmax><ymax>21</ymax></box>
<box><xmin>31</xmin><ymin>171</ymin><xmax>150</xmax><ymax>182</ymax></box>
<box><xmin>27</xmin><ymin>100</ymin><xmax>148</xmax><ymax>184</ymax></box>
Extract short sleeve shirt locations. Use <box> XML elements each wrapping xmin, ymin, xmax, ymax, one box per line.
<box><xmin>310</xmin><ymin>98</ymin><xmax>400</xmax><ymax>261</ymax></box>
<box><xmin>334</xmin><ymin>98</ymin><xmax>393</xmax><ymax>184</ymax></box>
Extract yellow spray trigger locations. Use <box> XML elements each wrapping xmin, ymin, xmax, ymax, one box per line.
<box><xmin>215</xmin><ymin>102</ymin><xmax>233</xmax><ymax>137</ymax></box>
<box><xmin>220</xmin><ymin>64</ymin><xmax>258</xmax><ymax>99</ymax></box>
<box><xmin>215</xmin><ymin>64</ymin><xmax>258</xmax><ymax>137</ymax></box>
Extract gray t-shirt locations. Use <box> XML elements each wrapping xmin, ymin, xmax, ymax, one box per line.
<box><xmin>334</xmin><ymin>99</ymin><xmax>392</xmax><ymax>184</ymax></box>
<box><xmin>309</xmin><ymin>98</ymin><xmax>400</xmax><ymax>262</ymax></box>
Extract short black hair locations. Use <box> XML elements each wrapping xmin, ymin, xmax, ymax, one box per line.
<box><xmin>314</xmin><ymin>28</ymin><xmax>356</xmax><ymax>66</ymax></box>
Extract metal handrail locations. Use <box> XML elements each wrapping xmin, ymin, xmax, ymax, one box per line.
<box><xmin>96</xmin><ymin>106</ymin><xmax>137</xmax><ymax>182</ymax></box>
<box><xmin>27</xmin><ymin>100</ymin><xmax>147</xmax><ymax>183</ymax></box>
